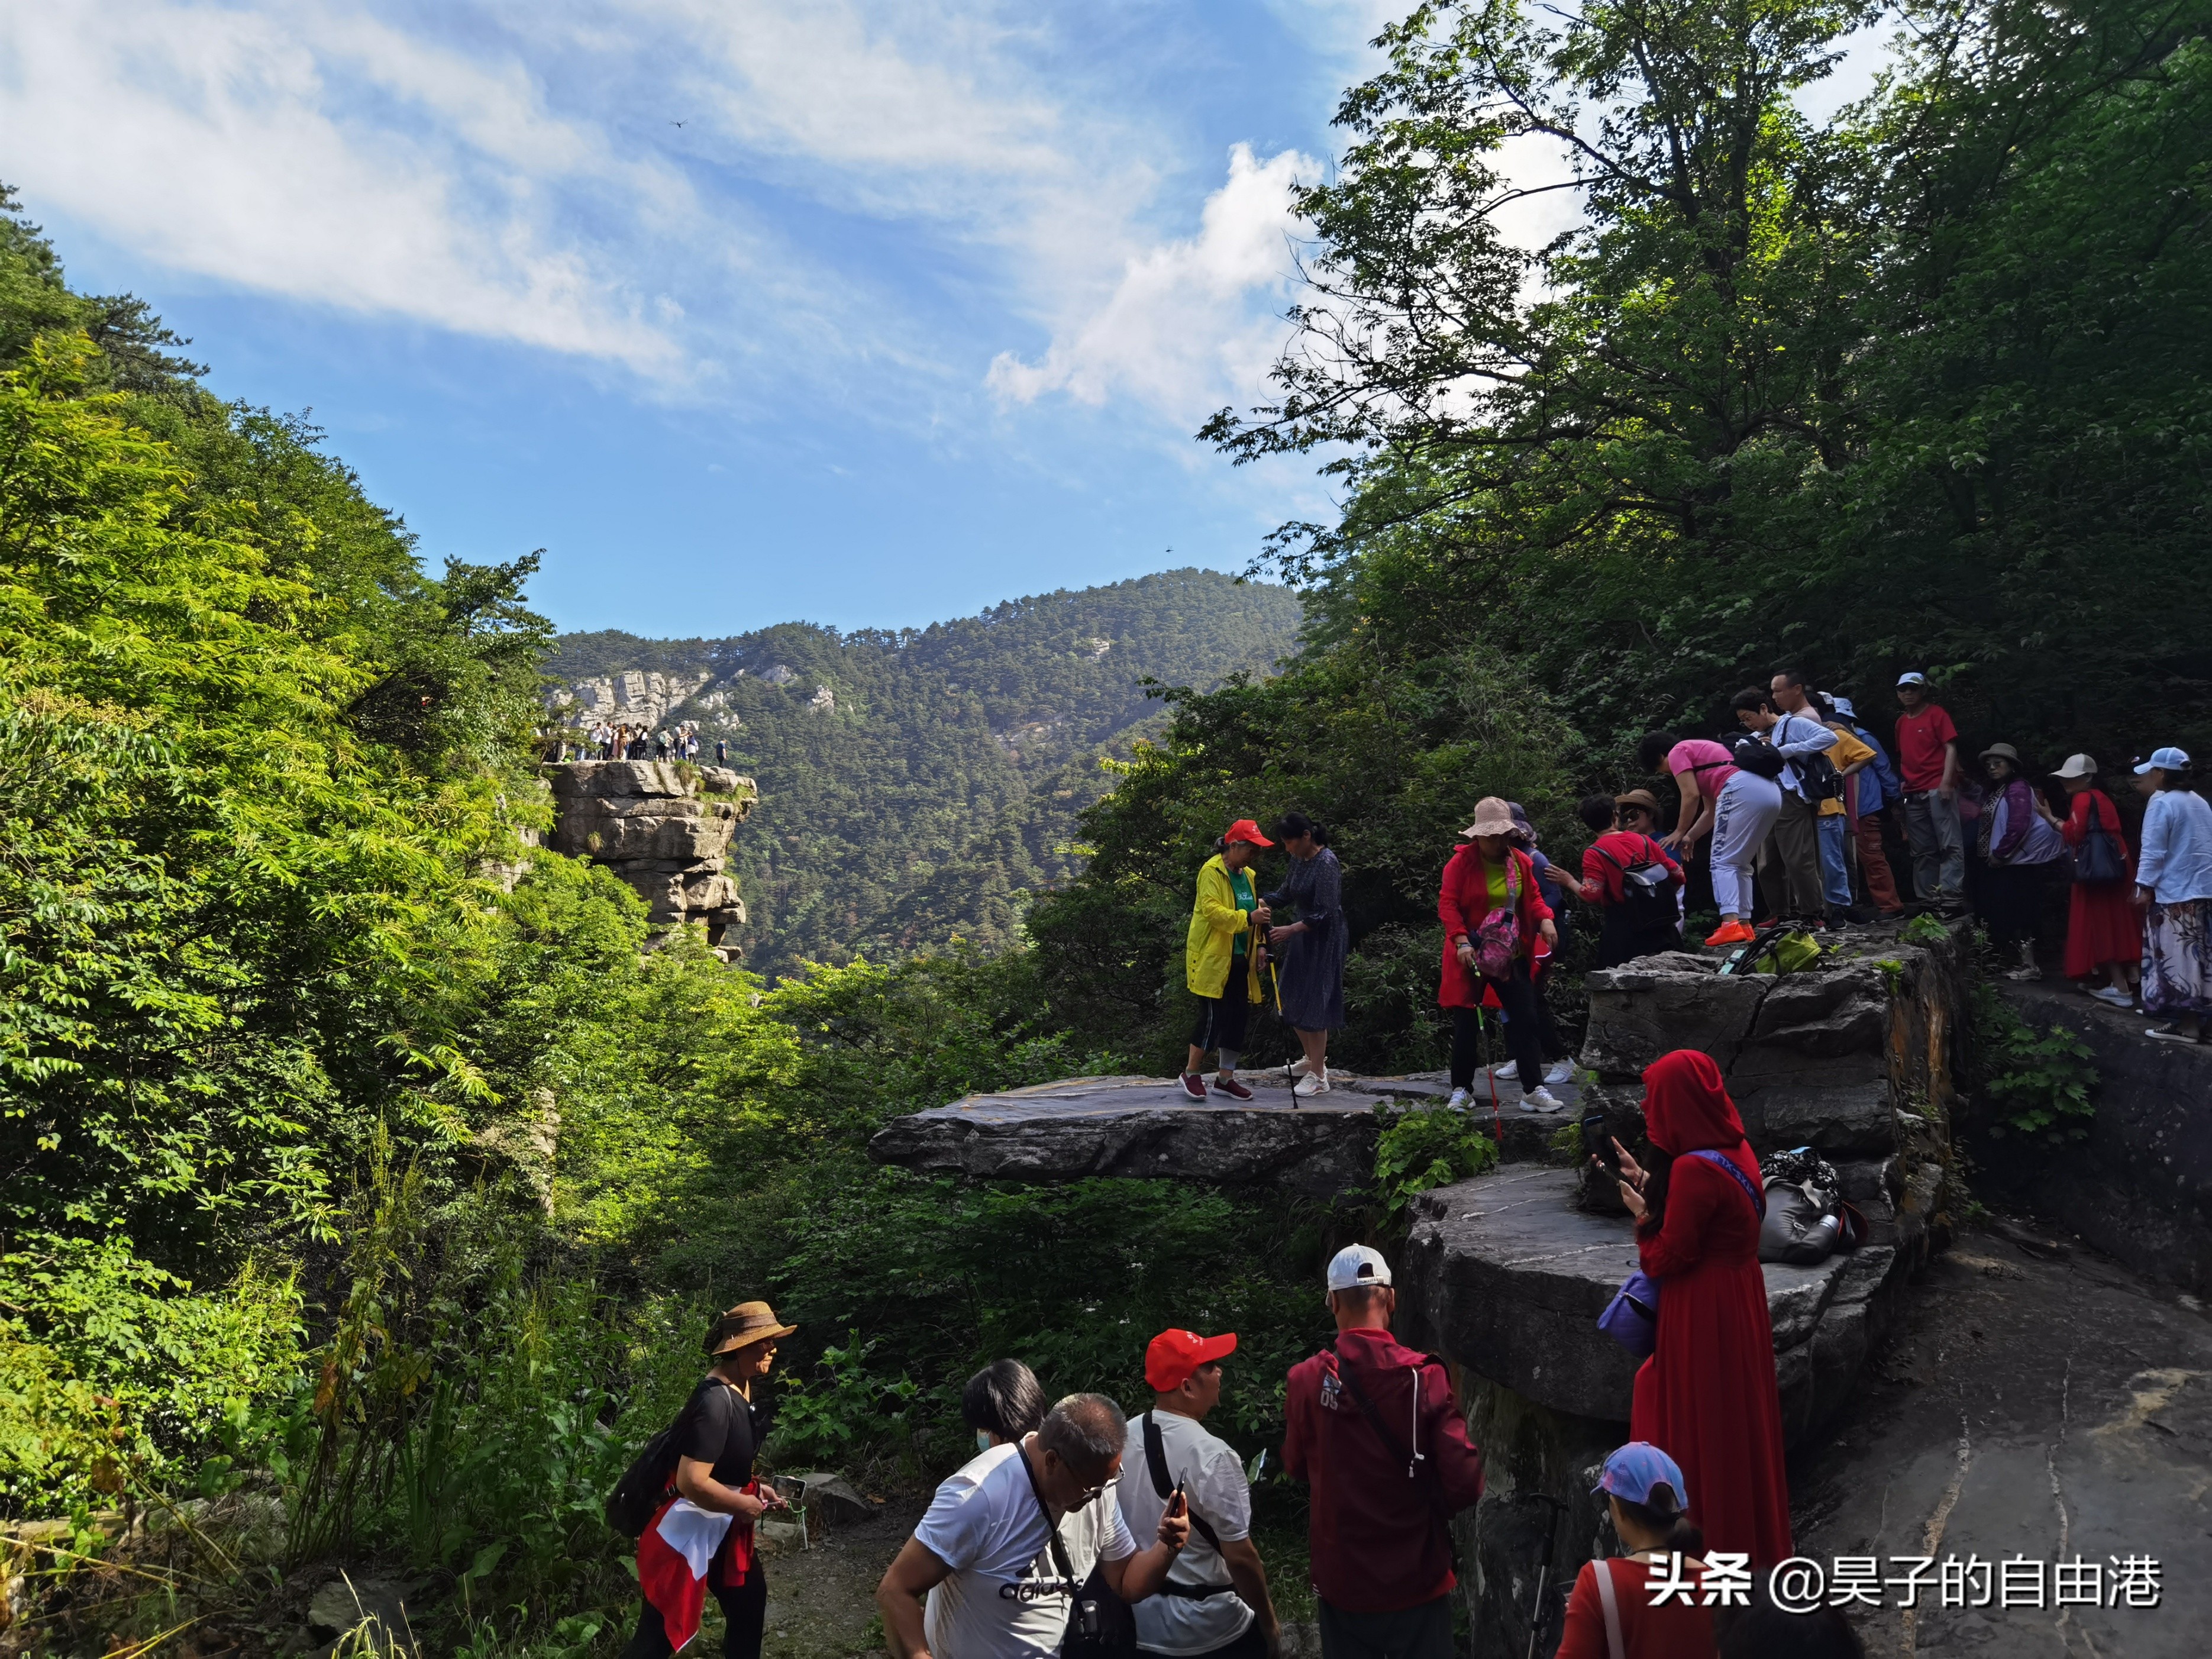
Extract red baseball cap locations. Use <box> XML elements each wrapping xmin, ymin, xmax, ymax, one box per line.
<box><xmin>1223</xmin><ymin>819</ymin><xmax>1274</xmax><ymax>847</ymax></box>
<box><xmin>1147</xmin><ymin>1328</ymin><xmax>1238</xmax><ymax>1391</ymax></box>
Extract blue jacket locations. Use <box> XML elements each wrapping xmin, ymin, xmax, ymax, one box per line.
<box><xmin>1849</xmin><ymin>724</ymin><xmax>1901</xmax><ymax>814</ymax></box>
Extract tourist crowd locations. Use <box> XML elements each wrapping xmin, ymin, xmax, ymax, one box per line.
<box><xmin>1182</xmin><ymin>673</ymin><xmax>2212</xmax><ymax>1091</ymax></box>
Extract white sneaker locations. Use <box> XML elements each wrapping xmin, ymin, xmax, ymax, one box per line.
<box><xmin>1520</xmin><ymin>1087</ymin><xmax>1565</xmax><ymax>1113</ymax></box>
<box><xmin>1446</xmin><ymin>1087</ymin><xmax>1471</xmax><ymax>1112</ymax></box>
<box><xmin>1294</xmin><ymin>1072</ymin><xmax>1332</xmax><ymax>1098</ymax></box>
<box><xmin>1543</xmin><ymin>1060</ymin><xmax>1575</xmax><ymax>1085</ymax></box>
<box><xmin>1289</xmin><ymin>1056</ymin><xmax>1316</xmax><ymax>1077</ymax></box>
<box><xmin>2090</xmin><ymin>985</ymin><xmax>2135</xmax><ymax>1008</ymax></box>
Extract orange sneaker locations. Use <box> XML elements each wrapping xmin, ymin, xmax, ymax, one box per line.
<box><xmin>1704</xmin><ymin>920</ymin><xmax>1756</xmax><ymax>947</ymax></box>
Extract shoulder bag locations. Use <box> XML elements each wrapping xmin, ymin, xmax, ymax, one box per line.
<box><xmin>1138</xmin><ymin>1414</ymin><xmax>1234</xmax><ymax>1600</ymax></box>
<box><xmin>1014</xmin><ymin>1441</ymin><xmax>1138</xmax><ymax>1659</ymax></box>
<box><xmin>1327</xmin><ymin>1345</ymin><xmax>1460</xmax><ymax>1570</ymax></box>
<box><xmin>1598</xmin><ymin>1151</ymin><xmax>1767</xmax><ymax>1358</ymax></box>
<box><xmin>2074</xmin><ymin>795</ymin><xmax>2127</xmax><ymax>885</ymax></box>
<box><xmin>1469</xmin><ymin>854</ymin><xmax>1525</xmax><ymax>978</ymax></box>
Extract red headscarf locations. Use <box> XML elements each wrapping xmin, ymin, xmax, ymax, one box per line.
<box><xmin>1641</xmin><ymin>1050</ymin><xmax>1751</xmax><ymax>1156</ymax></box>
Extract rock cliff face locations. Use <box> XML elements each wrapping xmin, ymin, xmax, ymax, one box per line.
<box><xmin>543</xmin><ymin>761</ymin><xmax>757</xmax><ymax>956</ymax></box>
<box><xmin>548</xmin><ymin>669</ymin><xmax>714</xmax><ymax>731</ymax></box>
<box><xmin>1399</xmin><ymin>922</ymin><xmax>1971</xmax><ymax>1658</ymax></box>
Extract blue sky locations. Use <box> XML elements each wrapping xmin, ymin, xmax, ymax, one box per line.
<box><xmin>2</xmin><ymin>3</ymin><xmax>1885</xmax><ymax>637</ymax></box>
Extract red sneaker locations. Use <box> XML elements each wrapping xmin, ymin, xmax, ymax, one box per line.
<box><xmin>1179</xmin><ymin>1073</ymin><xmax>1209</xmax><ymax>1101</ymax></box>
<box><xmin>1214</xmin><ymin>1076</ymin><xmax>1255</xmax><ymax>1100</ymax></box>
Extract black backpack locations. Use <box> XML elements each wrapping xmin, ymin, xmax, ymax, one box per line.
<box><xmin>1594</xmin><ymin>837</ymin><xmax>1677</xmax><ymax>930</ymax></box>
<box><xmin>1774</xmin><ymin>716</ymin><xmax>1846</xmax><ymax>802</ymax></box>
<box><xmin>1731</xmin><ymin>735</ymin><xmax>1786</xmax><ymax>780</ymax></box>
<box><xmin>605</xmin><ymin>1382</ymin><xmax>727</xmax><ymax>1538</ymax></box>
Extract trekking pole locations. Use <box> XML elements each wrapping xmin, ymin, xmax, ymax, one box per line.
<box><xmin>1479</xmin><ymin>1008</ymin><xmax>1503</xmax><ymax>1147</ymax></box>
<box><xmin>1522</xmin><ymin>1493</ymin><xmax>1568</xmax><ymax>1659</ymax></box>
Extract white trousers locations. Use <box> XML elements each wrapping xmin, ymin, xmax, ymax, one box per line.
<box><xmin>1711</xmin><ymin>771</ymin><xmax>1783</xmax><ymax>919</ymax></box>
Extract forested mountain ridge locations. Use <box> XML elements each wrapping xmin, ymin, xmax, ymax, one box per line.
<box><xmin>545</xmin><ymin>571</ymin><xmax>1304</xmax><ymax>974</ymax></box>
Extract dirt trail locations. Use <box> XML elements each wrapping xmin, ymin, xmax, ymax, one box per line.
<box><xmin>1792</xmin><ymin>1217</ymin><xmax>2212</xmax><ymax>1657</ymax></box>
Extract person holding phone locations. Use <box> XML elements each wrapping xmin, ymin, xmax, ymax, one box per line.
<box><xmin>1119</xmin><ymin>1329</ymin><xmax>1283</xmax><ymax>1659</ymax></box>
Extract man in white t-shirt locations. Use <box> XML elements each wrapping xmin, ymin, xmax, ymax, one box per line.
<box><xmin>877</xmin><ymin>1393</ymin><xmax>1192</xmax><ymax>1659</ymax></box>
<box><xmin>1119</xmin><ymin>1329</ymin><xmax>1282</xmax><ymax>1659</ymax></box>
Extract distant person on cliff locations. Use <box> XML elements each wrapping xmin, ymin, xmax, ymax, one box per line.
<box><xmin>1732</xmin><ymin>686</ymin><xmax>1835</xmax><ymax>929</ymax></box>
<box><xmin>2051</xmin><ymin>754</ymin><xmax>2140</xmax><ymax>1007</ymax></box>
<box><xmin>716</xmin><ymin>737</ymin><xmax>729</xmax><ymax>765</ymax></box>
<box><xmin>1551</xmin><ymin>1443</ymin><xmax>1714</xmax><ymax>1659</ymax></box>
<box><xmin>1284</xmin><ymin>1246</ymin><xmax>1485</xmax><ymax>1659</ymax></box>
<box><xmin>1606</xmin><ymin>1051</ymin><xmax>1791</xmax><ymax>1566</ymax></box>
<box><xmin>1893</xmin><ymin>673</ymin><xmax>1966</xmax><ymax>909</ymax></box>
<box><xmin>1183</xmin><ymin>821</ymin><xmax>1273</xmax><ymax>1100</ymax></box>
<box><xmin>1120</xmin><ymin>1329</ymin><xmax>1284</xmax><ymax>1659</ymax></box>
<box><xmin>1264</xmin><ymin>811</ymin><xmax>1346</xmax><ymax>1098</ymax></box>
<box><xmin>2133</xmin><ymin>747</ymin><xmax>2212</xmax><ymax>1043</ymax></box>
<box><xmin>1555</xmin><ymin>793</ymin><xmax>1685</xmax><ymax>969</ymax></box>
<box><xmin>1439</xmin><ymin>798</ymin><xmax>1563</xmax><ymax>1112</ymax></box>
<box><xmin>1507</xmin><ymin>802</ymin><xmax>1577</xmax><ymax>1082</ymax></box>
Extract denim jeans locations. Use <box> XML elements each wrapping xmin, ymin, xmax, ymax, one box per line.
<box><xmin>1902</xmin><ymin>790</ymin><xmax>1966</xmax><ymax>899</ymax></box>
<box><xmin>1816</xmin><ymin>812</ymin><xmax>1853</xmax><ymax>908</ymax></box>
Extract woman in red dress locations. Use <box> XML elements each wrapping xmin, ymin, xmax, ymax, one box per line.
<box><xmin>1612</xmin><ymin>1050</ymin><xmax>1793</xmax><ymax>1566</ymax></box>
<box><xmin>2053</xmin><ymin>754</ymin><xmax>2141</xmax><ymax>1007</ymax></box>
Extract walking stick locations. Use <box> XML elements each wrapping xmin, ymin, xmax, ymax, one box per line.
<box><xmin>1522</xmin><ymin>1493</ymin><xmax>1568</xmax><ymax>1659</ymax></box>
<box><xmin>1478</xmin><ymin>1007</ymin><xmax>1503</xmax><ymax>1147</ymax></box>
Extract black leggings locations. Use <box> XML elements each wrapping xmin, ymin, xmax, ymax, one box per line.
<box><xmin>621</xmin><ymin>1570</ymin><xmax>766</xmax><ymax>1659</ymax></box>
<box><xmin>1189</xmin><ymin>978</ymin><xmax>1252</xmax><ymax>1066</ymax></box>
<box><xmin>1448</xmin><ymin>967</ymin><xmax>1544</xmax><ymax>1092</ymax></box>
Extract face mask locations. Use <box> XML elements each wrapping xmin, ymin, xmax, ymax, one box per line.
<box><xmin>976</xmin><ymin>1429</ymin><xmax>995</xmax><ymax>1454</ymax></box>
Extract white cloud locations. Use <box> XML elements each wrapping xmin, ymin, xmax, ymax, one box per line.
<box><xmin>987</xmin><ymin>143</ymin><xmax>1315</xmax><ymax>420</ymax></box>
<box><xmin>0</xmin><ymin>2</ymin><xmax>699</xmax><ymax>372</ymax></box>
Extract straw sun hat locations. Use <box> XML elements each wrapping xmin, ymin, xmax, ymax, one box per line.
<box><xmin>1459</xmin><ymin>797</ymin><xmax>1517</xmax><ymax>838</ymax></box>
<box><xmin>706</xmin><ymin>1300</ymin><xmax>799</xmax><ymax>1357</ymax></box>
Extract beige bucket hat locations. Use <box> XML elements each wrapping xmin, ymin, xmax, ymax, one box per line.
<box><xmin>707</xmin><ymin>1300</ymin><xmax>798</xmax><ymax>1357</ymax></box>
<box><xmin>1460</xmin><ymin>797</ymin><xmax>1517</xmax><ymax>838</ymax></box>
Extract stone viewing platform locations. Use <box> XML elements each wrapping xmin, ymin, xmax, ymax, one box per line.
<box><xmin>542</xmin><ymin>761</ymin><xmax>758</xmax><ymax>957</ymax></box>
<box><xmin>867</xmin><ymin>1067</ymin><xmax>1585</xmax><ymax>1196</ymax></box>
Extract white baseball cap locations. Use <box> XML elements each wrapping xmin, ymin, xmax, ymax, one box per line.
<box><xmin>2135</xmin><ymin>746</ymin><xmax>2191</xmax><ymax>775</ymax></box>
<box><xmin>1829</xmin><ymin>695</ymin><xmax>1857</xmax><ymax>718</ymax></box>
<box><xmin>1325</xmin><ymin>1244</ymin><xmax>1393</xmax><ymax>1299</ymax></box>
<box><xmin>1896</xmin><ymin>672</ymin><xmax>1929</xmax><ymax>688</ymax></box>
<box><xmin>2051</xmin><ymin>753</ymin><xmax>2097</xmax><ymax>780</ymax></box>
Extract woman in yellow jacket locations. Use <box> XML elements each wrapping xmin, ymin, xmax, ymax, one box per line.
<box><xmin>1182</xmin><ymin>819</ymin><xmax>1273</xmax><ymax>1101</ymax></box>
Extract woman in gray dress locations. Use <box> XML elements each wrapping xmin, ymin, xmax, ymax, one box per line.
<box><xmin>1264</xmin><ymin>812</ymin><xmax>1348</xmax><ymax>1097</ymax></box>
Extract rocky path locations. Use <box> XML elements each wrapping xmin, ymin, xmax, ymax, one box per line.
<box><xmin>1791</xmin><ymin>1215</ymin><xmax>2212</xmax><ymax>1657</ymax></box>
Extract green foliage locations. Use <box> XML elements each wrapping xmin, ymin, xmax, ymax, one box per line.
<box><xmin>1971</xmin><ymin>983</ymin><xmax>2099</xmax><ymax>1142</ymax></box>
<box><xmin>769</xmin><ymin>1333</ymin><xmax>921</xmax><ymax>1468</ymax></box>
<box><xmin>1029</xmin><ymin>647</ymin><xmax>1575</xmax><ymax>1070</ymax></box>
<box><xmin>1373</xmin><ymin>1105</ymin><xmax>1501</xmax><ymax>1230</ymax></box>
<box><xmin>1200</xmin><ymin>0</ymin><xmax>2212</xmax><ymax>785</ymax></box>
<box><xmin>545</xmin><ymin>572</ymin><xmax>1304</xmax><ymax>976</ymax></box>
<box><xmin>1903</xmin><ymin>914</ymin><xmax>1953</xmax><ymax>948</ymax></box>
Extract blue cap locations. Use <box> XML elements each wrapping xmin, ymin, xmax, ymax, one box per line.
<box><xmin>1593</xmin><ymin>1441</ymin><xmax>1689</xmax><ymax>1510</ymax></box>
<box><xmin>2135</xmin><ymin>746</ymin><xmax>2191</xmax><ymax>775</ymax></box>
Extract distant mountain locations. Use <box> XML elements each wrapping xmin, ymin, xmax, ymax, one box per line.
<box><xmin>545</xmin><ymin>569</ymin><xmax>1304</xmax><ymax>976</ymax></box>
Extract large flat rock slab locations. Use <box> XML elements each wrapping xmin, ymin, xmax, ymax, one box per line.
<box><xmin>868</xmin><ymin>1071</ymin><xmax>1585</xmax><ymax>1195</ymax></box>
<box><xmin>1403</xmin><ymin>1166</ymin><xmax>1894</xmax><ymax>1438</ymax></box>
<box><xmin>868</xmin><ymin>1076</ymin><xmax>1380</xmax><ymax>1197</ymax></box>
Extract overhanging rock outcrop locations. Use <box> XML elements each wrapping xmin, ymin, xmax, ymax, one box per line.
<box><xmin>543</xmin><ymin>761</ymin><xmax>757</xmax><ymax>956</ymax></box>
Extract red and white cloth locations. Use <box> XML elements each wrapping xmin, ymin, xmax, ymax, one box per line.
<box><xmin>637</xmin><ymin>1495</ymin><xmax>757</xmax><ymax>1651</ymax></box>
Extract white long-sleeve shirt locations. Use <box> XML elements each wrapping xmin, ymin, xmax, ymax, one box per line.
<box><xmin>2137</xmin><ymin>788</ymin><xmax>2212</xmax><ymax>903</ymax></box>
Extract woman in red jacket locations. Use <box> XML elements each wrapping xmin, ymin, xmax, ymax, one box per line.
<box><xmin>2052</xmin><ymin>753</ymin><xmax>2141</xmax><ymax>1007</ymax></box>
<box><xmin>1439</xmin><ymin>798</ymin><xmax>1562</xmax><ymax>1112</ymax></box>
<box><xmin>1610</xmin><ymin>1051</ymin><xmax>1792</xmax><ymax>1566</ymax></box>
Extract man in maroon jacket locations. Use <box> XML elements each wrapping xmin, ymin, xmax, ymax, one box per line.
<box><xmin>1283</xmin><ymin>1246</ymin><xmax>1486</xmax><ymax>1659</ymax></box>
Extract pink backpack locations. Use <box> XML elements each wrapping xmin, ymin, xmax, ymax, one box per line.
<box><xmin>1470</xmin><ymin>854</ymin><xmax>1523</xmax><ymax>977</ymax></box>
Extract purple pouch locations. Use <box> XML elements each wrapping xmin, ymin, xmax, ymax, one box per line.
<box><xmin>1598</xmin><ymin>1269</ymin><xmax>1659</xmax><ymax>1359</ymax></box>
